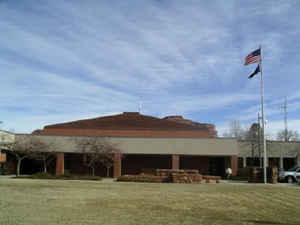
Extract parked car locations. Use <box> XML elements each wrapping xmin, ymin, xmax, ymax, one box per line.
<box><xmin>278</xmin><ymin>166</ymin><xmax>300</xmax><ymax>183</ymax></box>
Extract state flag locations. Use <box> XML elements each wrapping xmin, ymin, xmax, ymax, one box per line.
<box><xmin>248</xmin><ymin>64</ymin><xmax>260</xmax><ymax>79</ymax></box>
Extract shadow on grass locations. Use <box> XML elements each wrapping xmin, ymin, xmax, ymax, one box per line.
<box><xmin>245</xmin><ymin>220</ymin><xmax>299</xmax><ymax>225</ymax></box>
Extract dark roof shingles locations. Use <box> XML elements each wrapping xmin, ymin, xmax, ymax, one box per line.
<box><xmin>44</xmin><ymin>112</ymin><xmax>210</xmax><ymax>131</ymax></box>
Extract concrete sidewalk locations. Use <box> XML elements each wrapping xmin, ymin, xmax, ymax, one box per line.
<box><xmin>221</xmin><ymin>179</ymin><xmax>300</xmax><ymax>187</ymax></box>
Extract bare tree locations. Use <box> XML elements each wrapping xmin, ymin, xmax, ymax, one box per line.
<box><xmin>9</xmin><ymin>136</ymin><xmax>54</xmax><ymax>176</ymax></box>
<box><xmin>223</xmin><ymin>120</ymin><xmax>247</xmax><ymax>140</ymax></box>
<box><xmin>244</xmin><ymin>123</ymin><xmax>261</xmax><ymax>166</ymax></box>
<box><xmin>98</xmin><ymin>147</ymin><xmax>117</xmax><ymax>177</ymax></box>
<box><xmin>244</xmin><ymin>123</ymin><xmax>260</xmax><ymax>140</ymax></box>
<box><xmin>276</xmin><ymin>129</ymin><xmax>300</xmax><ymax>142</ymax></box>
<box><xmin>75</xmin><ymin>137</ymin><xmax>120</xmax><ymax>177</ymax></box>
<box><xmin>31</xmin><ymin>151</ymin><xmax>56</xmax><ymax>173</ymax></box>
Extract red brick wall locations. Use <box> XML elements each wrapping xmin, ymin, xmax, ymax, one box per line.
<box><xmin>3</xmin><ymin>154</ymin><xmax>17</xmax><ymax>174</ymax></box>
<box><xmin>41</xmin><ymin>128</ymin><xmax>215</xmax><ymax>138</ymax></box>
<box><xmin>58</xmin><ymin>153</ymin><xmax>113</xmax><ymax>177</ymax></box>
<box><xmin>180</xmin><ymin>156</ymin><xmax>210</xmax><ymax>175</ymax></box>
<box><xmin>64</xmin><ymin>153</ymin><xmax>89</xmax><ymax>175</ymax></box>
<box><xmin>122</xmin><ymin>154</ymin><xmax>172</xmax><ymax>175</ymax></box>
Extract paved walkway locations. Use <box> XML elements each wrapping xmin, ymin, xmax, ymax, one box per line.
<box><xmin>221</xmin><ymin>179</ymin><xmax>300</xmax><ymax>187</ymax></box>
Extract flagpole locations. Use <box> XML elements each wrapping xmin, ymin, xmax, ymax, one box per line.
<box><xmin>259</xmin><ymin>44</ymin><xmax>267</xmax><ymax>184</ymax></box>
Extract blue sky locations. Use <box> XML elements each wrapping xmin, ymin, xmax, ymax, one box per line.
<box><xmin>0</xmin><ymin>0</ymin><xmax>300</xmax><ymax>137</ymax></box>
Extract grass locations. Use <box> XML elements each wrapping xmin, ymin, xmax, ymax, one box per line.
<box><xmin>0</xmin><ymin>178</ymin><xmax>300</xmax><ymax>225</ymax></box>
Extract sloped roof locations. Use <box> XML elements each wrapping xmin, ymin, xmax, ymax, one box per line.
<box><xmin>44</xmin><ymin>112</ymin><xmax>211</xmax><ymax>131</ymax></box>
<box><xmin>163</xmin><ymin>115</ymin><xmax>215</xmax><ymax>128</ymax></box>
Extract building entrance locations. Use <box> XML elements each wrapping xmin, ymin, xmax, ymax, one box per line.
<box><xmin>209</xmin><ymin>157</ymin><xmax>225</xmax><ymax>177</ymax></box>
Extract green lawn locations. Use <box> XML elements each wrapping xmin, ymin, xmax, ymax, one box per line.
<box><xmin>0</xmin><ymin>178</ymin><xmax>299</xmax><ymax>225</ymax></box>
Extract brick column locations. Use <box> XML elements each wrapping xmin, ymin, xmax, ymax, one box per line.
<box><xmin>172</xmin><ymin>154</ymin><xmax>180</xmax><ymax>170</ymax></box>
<box><xmin>231</xmin><ymin>155</ymin><xmax>238</xmax><ymax>176</ymax></box>
<box><xmin>56</xmin><ymin>152</ymin><xmax>64</xmax><ymax>175</ymax></box>
<box><xmin>0</xmin><ymin>151</ymin><xmax>6</xmax><ymax>163</ymax></box>
<box><xmin>279</xmin><ymin>157</ymin><xmax>284</xmax><ymax>169</ymax></box>
<box><xmin>243</xmin><ymin>157</ymin><xmax>247</xmax><ymax>168</ymax></box>
<box><xmin>113</xmin><ymin>153</ymin><xmax>122</xmax><ymax>178</ymax></box>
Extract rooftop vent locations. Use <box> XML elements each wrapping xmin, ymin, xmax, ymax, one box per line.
<box><xmin>163</xmin><ymin>115</ymin><xmax>184</xmax><ymax>119</ymax></box>
<box><xmin>123</xmin><ymin>112</ymin><xmax>140</xmax><ymax>115</ymax></box>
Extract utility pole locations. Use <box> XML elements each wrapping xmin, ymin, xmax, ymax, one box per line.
<box><xmin>138</xmin><ymin>100</ymin><xmax>143</xmax><ymax>114</ymax></box>
<box><xmin>280</xmin><ymin>97</ymin><xmax>288</xmax><ymax>142</ymax></box>
<box><xmin>0</xmin><ymin>121</ymin><xmax>3</xmax><ymax>164</ymax></box>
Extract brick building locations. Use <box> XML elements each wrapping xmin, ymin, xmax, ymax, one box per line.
<box><xmin>3</xmin><ymin>112</ymin><xmax>239</xmax><ymax>177</ymax></box>
<box><xmin>237</xmin><ymin>140</ymin><xmax>300</xmax><ymax>170</ymax></box>
<box><xmin>38</xmin><ymin>112</ymin><xmax>217</xmax><ymax>138</ymax></box>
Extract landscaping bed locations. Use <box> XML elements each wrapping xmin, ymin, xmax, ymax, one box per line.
<box><xmin>116</xmin><ymin>174</ymin><xmax>168</xmax><ymax>183</ymax></box>
<box><xmin>117</xmin><ymin>169</ymin><xmax>222</xmax><ymax>184</ymax></box>
<box><xmin>13</xmin><ymin>172</ymin><xmax>102</xmax><ymax>181</ymax></box>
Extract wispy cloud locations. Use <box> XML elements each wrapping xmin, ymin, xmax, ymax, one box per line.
<box><xmin>1</xmin><ymin>0</ymin><xmax>300</xmax><ymax>135</ymax></box>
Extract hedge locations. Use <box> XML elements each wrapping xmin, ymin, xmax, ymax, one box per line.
<box><xmin>14</xmin><ymin>172</ymin><xmax>103</xmax><ymax>181</ymax></box>
<box><xmin>116</xmin><ymin>175</ymin><xmax>169</xmax><ymax>183</ymax></box>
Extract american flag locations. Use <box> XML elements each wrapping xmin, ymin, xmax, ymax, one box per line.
<box><xmin>244</xmin><ymin>48</ymin><xmax>261</xmax><ymax>65</ymax></box>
